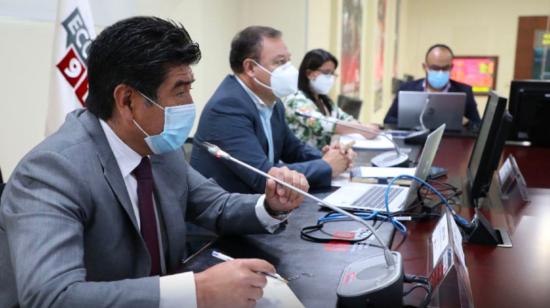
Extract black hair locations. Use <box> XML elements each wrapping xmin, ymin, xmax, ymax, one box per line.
<box><xmin>425</xmin><ymin>44</ymin><xmax>454</xmax><ymax>62</ymax></box>
<box><xmin>229</xmin><ymin>26</ymin><xmax>281</xmax><ymax>74</ymax></box>
<box><xmin>298</xmin><ymin>49</ymin><xmax>338</xmax><ymax>114</ymax></box>
<box><xmin>86</xmin><ymin>16</ymin><xmax>201</xmax><ymax>120</ymax></box>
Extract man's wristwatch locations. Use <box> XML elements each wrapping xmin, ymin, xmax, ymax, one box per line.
<box><xmin>264</xmin><ymin>202</ymin><xmax>290</xmax><ymax>219</ymax></box>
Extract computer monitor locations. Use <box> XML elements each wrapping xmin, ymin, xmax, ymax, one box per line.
<box><xmin>451</xmin><ymin>56</ymin><xmax>498</xmax><ymax>95</ymax></box>
<box><xmin>467</xmin><ymin>92</ymin><xmax>513</xmax><ymax>201</ymax></box>
<box><xmin>508</xmin><ymin>80</ymin><xmax>550</xmax><ymax>146</ymax></box>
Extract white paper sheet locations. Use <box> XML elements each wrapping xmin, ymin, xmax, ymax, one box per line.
<box><xmin>353</xmin><ymin>167</ymin><xmax>416</xmax><ymax>179</ymax></box>
<box><xmin>431</xmin><ymin>213</ymin><xmax>450</xmax><ymax>268</ymax></box>
<box><xmin>257</xmin><ymin>276</ymin><xmax>304</xmax><ymax>308</ymax></box>
<box><xmin>332</xmin><ymin>171</ymin><xmax>351</xmax><ymax>187</ymax></box>
<box><xmin>339</xmin><ymin>133</ymin><xmax>395</xmax><ymax>150</ymax></box>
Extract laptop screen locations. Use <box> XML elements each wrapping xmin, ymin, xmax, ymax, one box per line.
<box><xmin>397</xmin><ymin>92</ymin><xmax>466</xmax><ymax>131</ymax></box>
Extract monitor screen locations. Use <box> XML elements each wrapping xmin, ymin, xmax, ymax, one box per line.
<box><xmin>467</xmin><ymin>92</ymin><xmax>510</xmax><ymax>201</ymax></box>
<box><xmin>508</xmin><ymin>80</ymin><xmax>550</xmax><ymax>146</ymax></box>
<box><xmin>451</xmin><ymin>56</ymin><xmax>498</xmax><ymax>94</ymax></box>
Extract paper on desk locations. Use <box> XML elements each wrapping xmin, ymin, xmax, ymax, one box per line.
<box><xmin>332</xmin><ymin>171</ymin><xmax>351</xmax><ymax>187</ymax></box>
<box><xmin>431</xmin><ymin>213</ymin><xmax>450</xmax><ymax>268</ymax></box>
<box><xmin>353</xmin><ymin>167</ymin><xmax>416</xmax><ymax>179</ymax></box>
<box><xmin>257</xmin><ymin>276</ymin><xmax>304</xmax><ymax>308</ymax></box>
<box><xmin>450</xmin><ymin>216</ymin><xmax>466</xmax><ymax>267</ymax></box>
<box><xmin>339</xmin><ymin>133</ymin><xmax>394</xmax><ymax>150</ymax></box>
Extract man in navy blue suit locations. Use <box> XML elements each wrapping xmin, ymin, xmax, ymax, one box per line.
<box><xmin>191</xmin><ymin>26</ymin><xmax>353</xmax><ymax>194</ymax></box>
<box><xmin>384</xmin><ymin>44</ymin><xmax>481</xmax><ymax>128</ymax></box>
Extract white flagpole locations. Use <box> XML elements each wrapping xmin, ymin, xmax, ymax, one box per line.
<box><xmin>45</xmin><ymin>0</ymin><xmax>96</xmax><ymax>136</ymax></box>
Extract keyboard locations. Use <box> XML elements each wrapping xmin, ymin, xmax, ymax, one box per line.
<box><xmin>352</xmin><ymin>185</ymin><xmax>405</xmax><ymax>210</ymax></box>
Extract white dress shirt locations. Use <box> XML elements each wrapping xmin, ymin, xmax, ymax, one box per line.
<box><xmin>99</xmin><ymin>120</ymin><xmax>283</xmax><ymax>308</ymax></box>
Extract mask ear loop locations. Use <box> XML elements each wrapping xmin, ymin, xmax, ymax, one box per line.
<box><xmin>249</xmin><ymin>59</ymin><xmax>273</xmax><ymax>75</ymax></box>
<box><xmin>137</xmin><ymin>91</ymin><xmax>165</xmax><ymax>111</ymax></box>
<box><xmin>133</xmin><ymin>119</ymin><xmax>150</xmax><ymax>138</ymax></box>
<box><xmin>132</xmin><ymin>90</ymin><xmax>163</xmax><ymax>138</ymax></box>
<box><xmin>249</xmin><ymin>59</ymin><xmax>274</xmax><ymax>91</ymax></box>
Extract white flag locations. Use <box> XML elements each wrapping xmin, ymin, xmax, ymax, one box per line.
<box><xmin>45</xmin><ymin>0</ymin><xmax>96</xmax><ymax>136</ymax></box>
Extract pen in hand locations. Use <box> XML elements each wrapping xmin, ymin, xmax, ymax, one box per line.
<box><xmin>211</xmin><ymin>250</ymin><xmax>288</xmax><ymax>284</ymax></box>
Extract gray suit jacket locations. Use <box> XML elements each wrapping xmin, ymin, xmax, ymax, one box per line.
<box><xmin>0</xmin><ymin>109</ymin><xmax>267</xmax><ymax>307</ymax></box>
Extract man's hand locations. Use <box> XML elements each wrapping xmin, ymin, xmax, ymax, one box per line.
<box><xmin>195</xmin><ymin>259</ymin><xmax>275</xmax><ymax>308</ymax></box>
<box><xmin>322</xmin><ymin>144</ymin><xmax>354</xmax><ymax>176</ymax></box>
<box><xmin>265</xmin><ymin>166</ymin><xmax>308</xmax><ymax>214</ymax></box>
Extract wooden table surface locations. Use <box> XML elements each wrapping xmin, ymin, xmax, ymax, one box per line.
<box><xmin>393</xmin><ymin>136</ymin><xmax>550</xmax><ymax>307</ymax></box>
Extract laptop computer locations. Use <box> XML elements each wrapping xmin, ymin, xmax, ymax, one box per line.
<box><xmin>398</xmin><ymin>91</ymin><xmax>466</xmax><ymax>131</ymax></box>
<box><xmin>323</xmin><ymin>124</ymin><xmax>445</xmax><ymax>213</ymax></box>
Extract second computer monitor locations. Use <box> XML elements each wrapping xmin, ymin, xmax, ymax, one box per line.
<box><xmin>397</xmin><ymin>91</ymin><xmax>466</xmax><ymax>131</ymax></box>
<box><xmin>467</xmin><ymin>92</ymin><xmax>512</xmax><ymax>201</ymax></box>
<box><xmin>508</xmin><ymin>80</ymin><xmax>550</xmax><ymax>146</ymax></box>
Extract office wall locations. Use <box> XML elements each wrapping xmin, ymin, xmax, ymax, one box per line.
<box><xmin>0</xmin><ymin>16</ymin><xmax>55</xmax><ymax>178</ymax></box>
<box><xmin>398</xmin><ymin>0</ymin><xmax>550</xmax><ymax>114</ymax></box>
<box><xmin>240</xmin><ymin>0</ymin><xmax>307</xmax><ymax>67</ymax></box>
<box><xmin>2</xmin><ymin>0</ymin><xmax>549</xmax><ymax>177</ymax></box>
<box><xmin>305</xmin><ymin>0</ymin><xmax>333</xmax><ymax>52</ymax></box>
<box><xmin>0</xmin><ymin>0</ymin><xmax>307</xmax><ymax>177</ymax></box>
<box><xmin>298</xmin><ymin>0</ymin><xmax>401</xmax><ymax>124</ymax></box>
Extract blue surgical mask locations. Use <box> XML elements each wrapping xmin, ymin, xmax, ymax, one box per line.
<box><xmin>133</xmin><ymin>92</ymin><xmax>195</xmax><ymax>154</ymax></box>
<box><xmin>426</xmin><ymin>70</ymin><xmax>450</xmax><ymax>90</ymax></box>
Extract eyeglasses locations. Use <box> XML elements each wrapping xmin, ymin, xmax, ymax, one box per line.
<box><xmin>427</xmin><ymin>64</ymin><xmax>452</xmax><ymax>71</ymax></box>
<box><xmin>316</xmin><ymin>69</ymin><xmax>338</xmax><ymax>77</ymax></box>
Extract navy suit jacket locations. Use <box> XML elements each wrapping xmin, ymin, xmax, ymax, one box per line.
<box><xmin>191</xmin><ymin>75</ymin><xmax>332</xmax><ymax>194</ymax></box>
<box><xmin>384</xmin><ymin>79</ymin><xmax>481</xmax><ymax>126</ymax></box>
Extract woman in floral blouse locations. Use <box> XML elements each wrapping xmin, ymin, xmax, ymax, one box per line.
<box><xmin>283</xmin><ymin>49</ymin><xmax>380</xmax><ymax>149</ymax></box>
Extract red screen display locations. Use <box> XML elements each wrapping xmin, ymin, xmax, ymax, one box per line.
<box><xmin>451</xmin><ymin>57</ymin><xmax>498</xmax><ymax>94</ymax></box>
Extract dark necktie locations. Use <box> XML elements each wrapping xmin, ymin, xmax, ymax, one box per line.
<box><xmin>133</xmin><ymin>157</ymin><xmax>161</xmax><ymax>276</ymax></box>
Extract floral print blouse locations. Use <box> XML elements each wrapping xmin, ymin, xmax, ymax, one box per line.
<box><xmin>283</xmin><ymin>91</ymin><xmax>354</xmax><ymax>149</ymax></box>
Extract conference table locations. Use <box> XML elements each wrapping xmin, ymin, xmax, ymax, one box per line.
<box><xmin>185</xmin><ymin>135</ymin><xmax>550</xmax><ymax>307</ymax></box>
<box><xmin>412</xmin><ymin>136</ymin><xmax>550</xmax><ymax>308</ymax></box>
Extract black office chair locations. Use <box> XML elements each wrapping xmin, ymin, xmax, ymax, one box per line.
<box><xmin>391</xmin><ymin>75</ymin><xmax>415</xmax><ymax>95</ymax></box>
<box><xmin>180</xmin><ymin>139</ymin><xmax>218</xmax><ymax>253</ymax></box>
<box><xmin>0</xmin><ymin>167</ymin><xmax>5</xmax><ymax>198</ymax></box>
<box><xmin>337</xmin><ymin>95</ymin><xmax>362</xmax><ymax>119</ymax></box>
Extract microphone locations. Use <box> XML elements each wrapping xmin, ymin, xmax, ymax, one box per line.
<box><xmin>398</xmin><ymin>96</ymin><xmax>434</xmax><ymax>145</ymax></box>
<box><xmin>201</xmin><ymin>141</ymin><xmax>404</xmax><ymax>306</ymax></box>
<box><xmin>419</xmin><ymin>96</ymin><xmax>432</xmax><ymax>131</ymax></box>
<box><xmin>294</xmin><ymin>111</ymin><xmax>409</xmax><ymax>167</ymax></box>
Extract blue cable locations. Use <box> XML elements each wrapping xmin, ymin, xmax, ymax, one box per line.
<box><xmin>385</xmin><ymin>174</ymin><xmax>471</xmax><ymax>228</ymax></box>
<box><xmin>318</xmin><ymin>211</ymin><xmax>408</xmax><ymax>234</ymax></box>
<box><xmin>317</xmin><ymin>174</ymin><xmax>470</xmax><ymax>237</ymax></box>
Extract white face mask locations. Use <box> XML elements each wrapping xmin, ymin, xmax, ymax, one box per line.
<box><xmin>252</xmin><ymin>60</ymin><xmax>299</xmax><ymax>98</ymax></box>
<box><xmin>309</xmin><ymin>73</ymin><xmax>335</xmax><ymax>95</ymax></box>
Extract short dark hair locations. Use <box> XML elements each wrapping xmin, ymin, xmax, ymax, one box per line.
<box><xmin>298</xmin><ymin>49</ymin><xmax>338</xmax><ymax>102</ymax></box>
<box><xmin>229</xmin><ymin>26</ymin><xmax>281</xmax><ymax>74</ymax></box>
<box><xmin>86</xmin><ymin>16</ymin><xmax>201</xmax><ymax>120</ymax></box>
<box><xmin>425</xmin><ymin>44</ymin><xmax>454</xmax><ymax>62</ymax></box>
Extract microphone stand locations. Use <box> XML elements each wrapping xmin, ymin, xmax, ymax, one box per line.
<box><xmin>202</xmin><ymin>141</ymin><xmax>405</xmax><ymax>307</ymax></box>
<box><xmin>202</xmin><ymin>141</ymin><xmax>398</xmax><ymax>266</ymax></box>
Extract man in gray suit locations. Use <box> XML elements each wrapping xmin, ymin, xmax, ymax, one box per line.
<box><xmin>0</xmin><ymin>17</ymin><xmax>308</xmax><ymax>308</ymax></box>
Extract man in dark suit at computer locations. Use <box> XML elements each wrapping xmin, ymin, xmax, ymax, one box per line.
<box><xmin>384</xmin><ymin>44</ymin><xmax>481</xmax><ymax>128</ymax></box>
<box><xmin>191</xmin><ymin>26</ymin><xmax>353</xmax><ymax>194</ymax></box>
